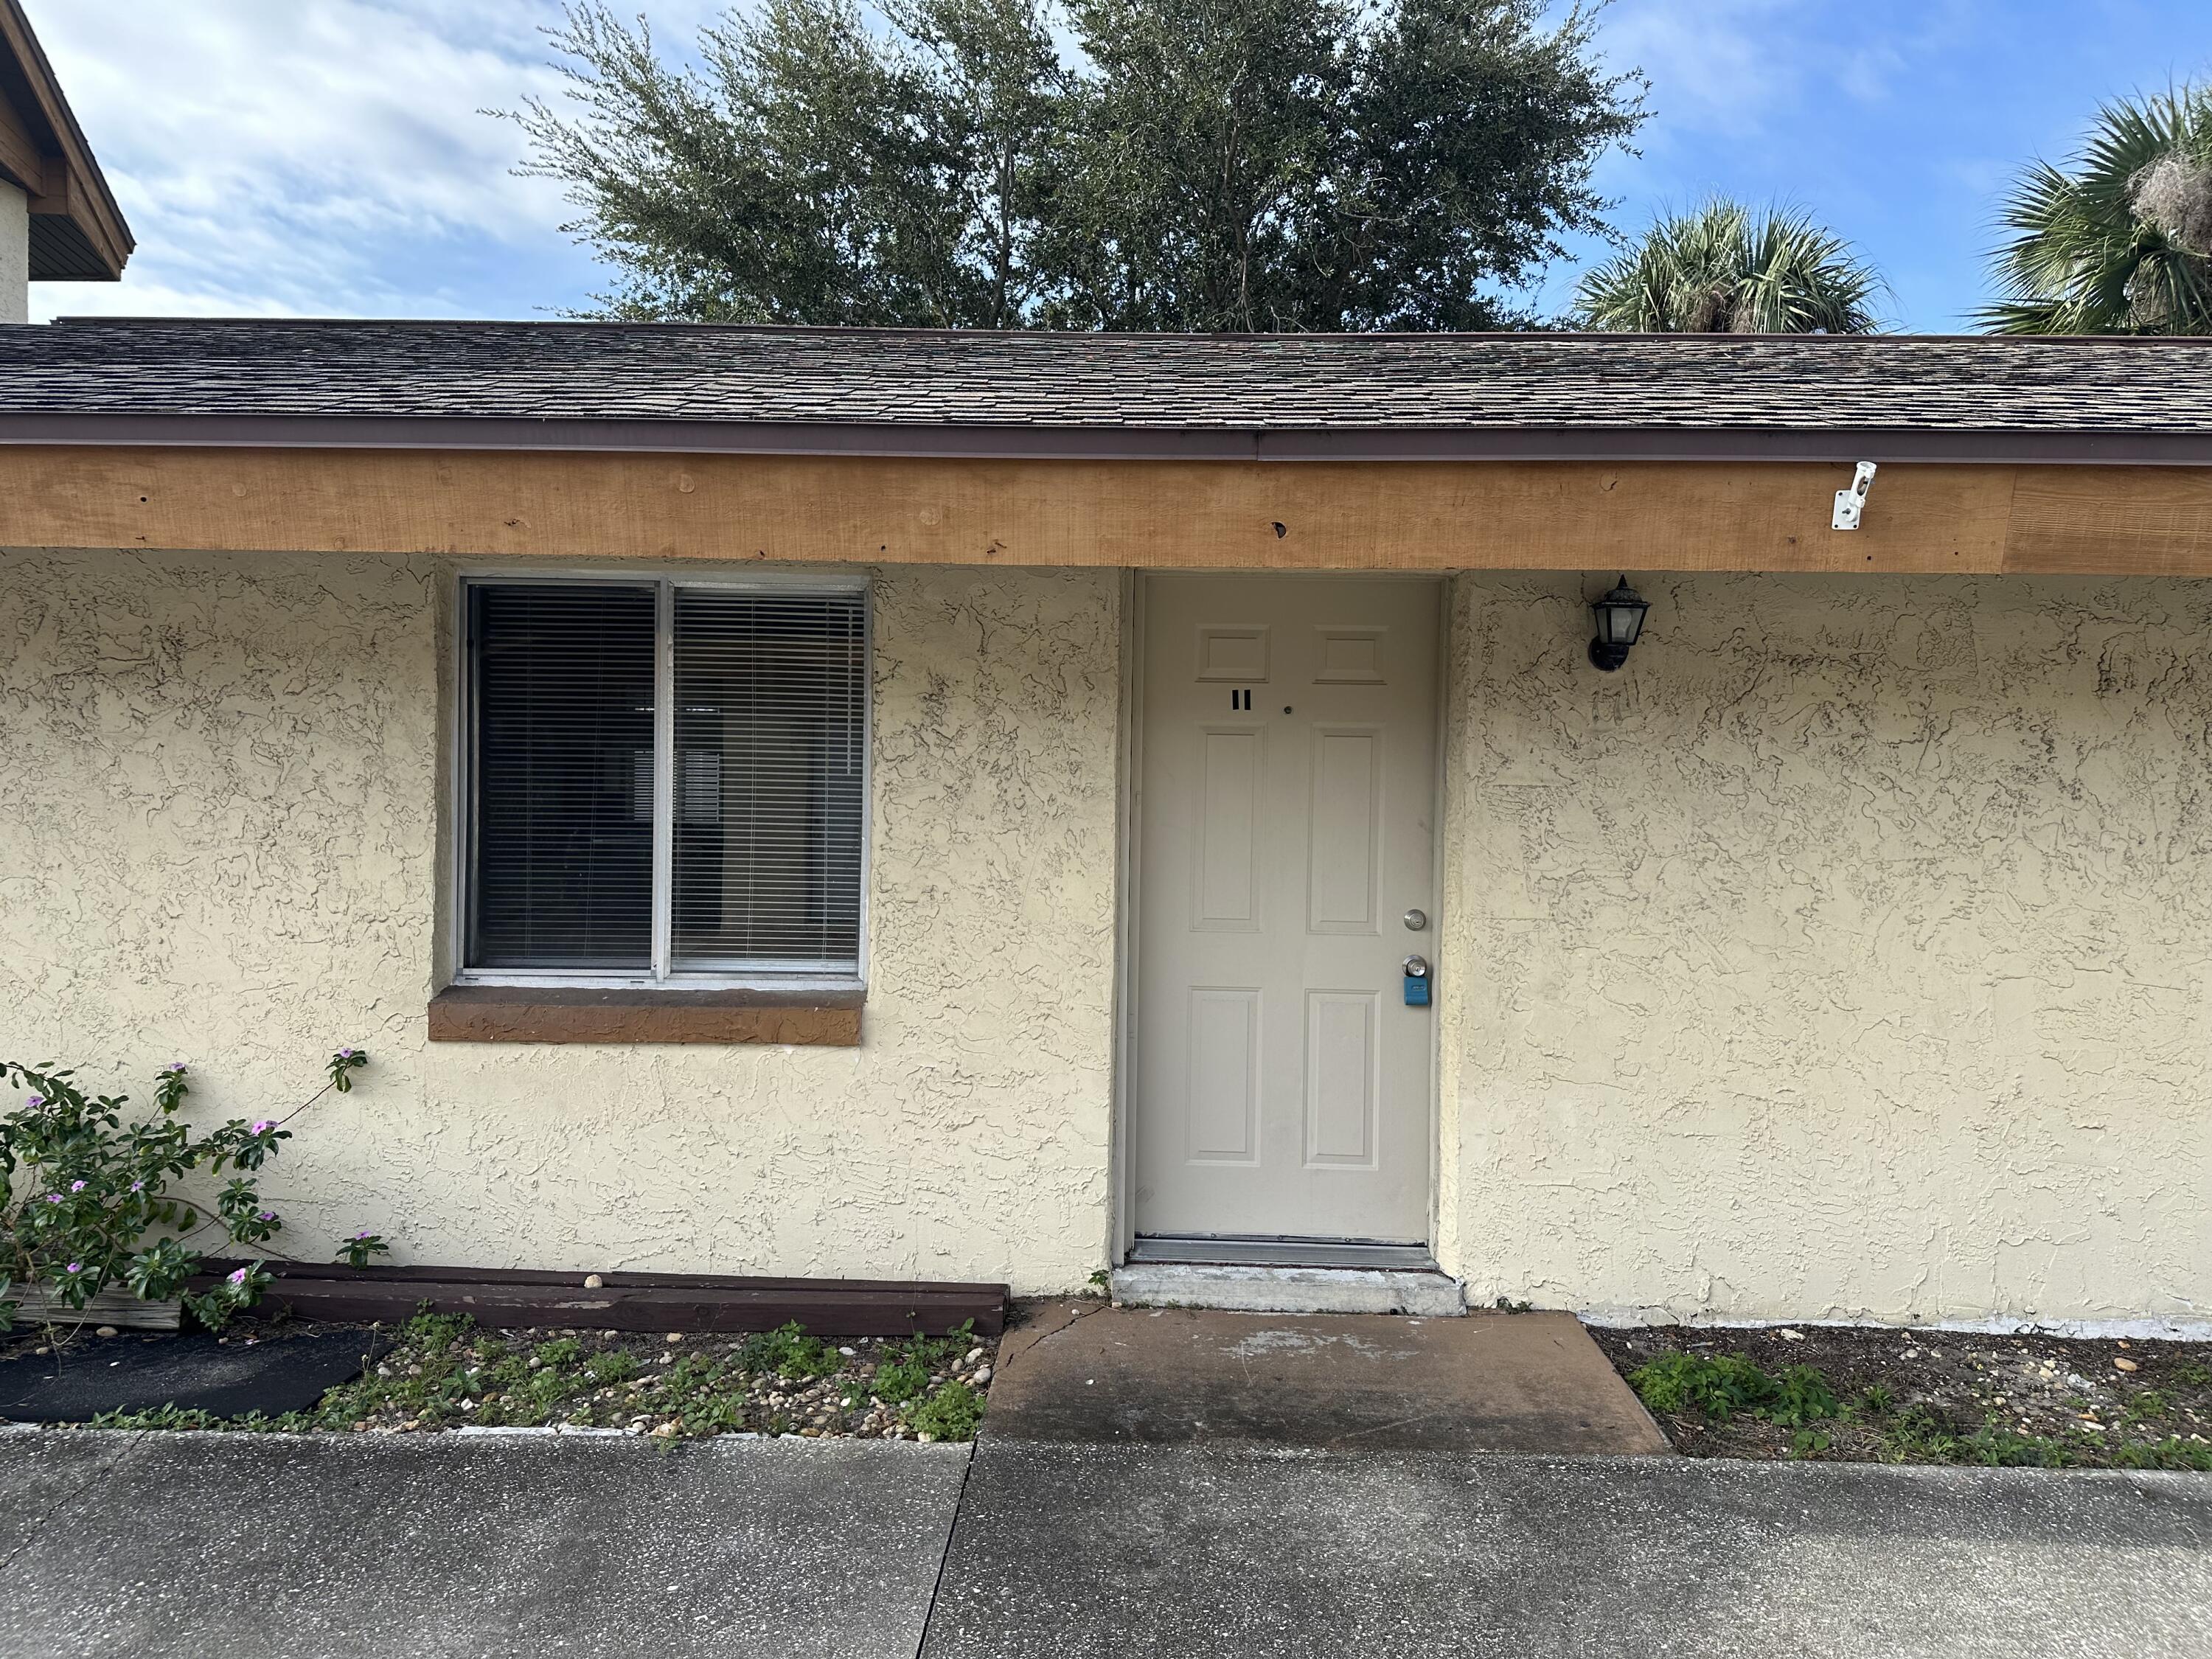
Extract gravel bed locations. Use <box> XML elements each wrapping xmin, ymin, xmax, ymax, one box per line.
<box><xmin>13</xmin><ymin>1312</ymin><xmax>997</xmax><ymax>1443</ymax></box>
<box><xmin>1594</xmin><ymin>1322</ymin><xmax>2212</xmax><ymax>1467</ymax></box>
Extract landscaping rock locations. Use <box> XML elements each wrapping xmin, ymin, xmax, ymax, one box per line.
<box><xmin>27</xmin><ymin>1312</ymin><xmax>1000</xmax><ymax>1444</ymax></box>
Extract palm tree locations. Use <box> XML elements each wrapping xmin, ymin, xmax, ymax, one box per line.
<box><xmin>1982</xmin><ymin>86</ymin><xmax>2212</xmax><ymax>335</ymax></box>
<box><xmin>1572</xmin><ymin>199</ymin><xmax>1885</xmax><ymax>333</ymax></box>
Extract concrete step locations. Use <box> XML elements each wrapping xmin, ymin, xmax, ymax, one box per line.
<box><xmin>985</xmin><ymin>1300</ymin><xmax>1672</xmax><ymax>1454</ymax></box>
<box><xmin>1110</xmin><ymin>1262</ymin><xmax>1466</xmax><ymax>1318</ymax></box>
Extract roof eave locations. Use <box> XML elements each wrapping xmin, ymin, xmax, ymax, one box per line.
<box><xmin>0</xmin><ymin>0</ymin><xmax>132</xmax><ymax>282</ymax></box>
<box><xmin>0</xmin><ymin>412</ymin><xmax>2205</xmax><ymax>467</ymax></box>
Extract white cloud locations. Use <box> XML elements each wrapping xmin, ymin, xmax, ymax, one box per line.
<box><xmin>1589</xmin><ymin>0</ymin><xmax>1983</xmax><ymax>142</ymax></box>
<box><xmin>1592</xmin><ymin>0</ymin><xmax>1806</xmax><ymax>139</ymax></box>
<box><xmin>24</xmin><ymin>0</ymin><xmax>728</xmax><ymax>320</ymax></box>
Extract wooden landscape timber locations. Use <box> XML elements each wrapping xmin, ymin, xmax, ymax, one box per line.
<box><xmin>187</xmin><ymin>1261</ymin><xmax>1009</xmax><ymax>1340</ymax></box>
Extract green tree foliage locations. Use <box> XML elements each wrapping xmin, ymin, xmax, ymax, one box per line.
<box><xmin>506</xmin><ymin>0</ymin><xmax>1645</xmax><ymax>329</ymax></box>
<box><xmin>1981</xmin><ymin>86</ymin><xmax>2212</xmax><ymax>335</ymax></box>
<box><xmin>1571</xmin><ymin>198</ymin><xmax>1884</xmax><ymax>333</ymax></box>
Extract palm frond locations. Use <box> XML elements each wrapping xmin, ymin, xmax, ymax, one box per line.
<box><xmin>1571</xmin><ymin>198</ymin><xmax>1883</xmax><ymax>333</ymax></box>
<box><xmin>1980</xmin><ymin>84</ymin><xmax>2212</xmax><ymax>334</ymax></box>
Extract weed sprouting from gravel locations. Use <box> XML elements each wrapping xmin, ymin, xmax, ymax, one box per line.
<box><xmin>1607</xmin><ymin>1326</ymin><xmax>2212</xmax><ymax>1470</ymax></box>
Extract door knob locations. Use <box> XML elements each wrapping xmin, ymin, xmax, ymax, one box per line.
<box><xmin>1402</xmin><ymin>953</ymin><xmax>1431</xmax><ymax>1006</ymax></box>
<box><xmin>1402</xmin><ymin>908</ymin><xmax>1427</xmax><ymax>931</ymax></box>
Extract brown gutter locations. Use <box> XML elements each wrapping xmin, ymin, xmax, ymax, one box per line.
<box><xmin>0</xmin><ymin>414</ymin><xmax>2208</xmax><ymax>465</ymax></box>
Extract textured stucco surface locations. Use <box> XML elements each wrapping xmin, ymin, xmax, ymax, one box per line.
<box><xmin>8</xmin><ymin>550</ymin><xmax>2208</xmax><ymax>1319</ymax></box>
<box><xmin>0</xmin><ymin>549</ymin><xmax>1120</xmax><ymax>1293</ymax></box>
<box><xmin>0</xmin><ymin>183</ymin><xmax>25</xmax><ymax>326</ymax></box>
<box><xmin>1439</xmin><ymin>571</ymin><xmax>2212</xmax><ymax>1326</ymax></box>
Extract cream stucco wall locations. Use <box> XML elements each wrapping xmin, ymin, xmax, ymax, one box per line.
<box><xmin>1439</xmin><ymin>571</ymin><xmax>2212</xmax><ymax>1328</ymax></box>
<box><xmin>0</xmin><ymin>548</ymin><xmax>1121</xmax><ymax>1294</ymax></box>
<box><xmin>0</xmin><ymin>182</ymin><xmax>25</xmax><ymax>325</ymax></box>
<box><xmin>8</xmin><ymin>548</ymin><xmax>2207</xmax><ymax>1322</ymax></box>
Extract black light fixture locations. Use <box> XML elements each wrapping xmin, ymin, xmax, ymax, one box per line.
<box><xmin>1587</xmin><ymin>576</ymin><xmax>1650</xmax><ymax>672</ymax></box>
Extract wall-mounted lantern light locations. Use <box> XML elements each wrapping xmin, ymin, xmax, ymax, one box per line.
<box><xmin>1587</xmin><ymin>577</ymin><xmax>1650</xmax><ymax>672</ymax></box>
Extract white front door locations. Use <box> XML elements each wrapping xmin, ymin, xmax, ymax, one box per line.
<box><xmin>1133</xmin><ymin>575</ymin><xmax>1439</xmax><ymax>1245</ymax></box>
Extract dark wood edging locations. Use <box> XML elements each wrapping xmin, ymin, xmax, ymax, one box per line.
<box><xmin>192</xmin><ymin>1259</ymin><xmax>1004</xmax><ymax>1338</ymax></box>
<box><xmin>427</xmin><ymin>985</ymin><xmax>863</xmax><ymax>1046</ymax></box>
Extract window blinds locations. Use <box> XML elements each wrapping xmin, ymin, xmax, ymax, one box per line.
<box><xmin>671</xmin><ymin>589</ymin><xmax>866</xmax><ymax>972</ymax></box>
<box><xmin>466</xmin><ymin>582</ymin><xmax>866</xmax><ymax>978</ymax></box>
<box><xmin>468</xmin><ymin>583</ymin><xmax>656</xmax><ymax>971</ymax></box>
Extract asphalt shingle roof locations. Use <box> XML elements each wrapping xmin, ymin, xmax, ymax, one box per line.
<box><xmin>4</xmin><ymin>318</ymin><xmax>2211</xmax><ymax>439</ymax></box>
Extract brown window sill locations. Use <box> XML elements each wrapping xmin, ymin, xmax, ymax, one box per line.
<box><xmin>428</xmin><ymin>985</ymin><xmax>863</xmax><ymax>1046</ymax></box>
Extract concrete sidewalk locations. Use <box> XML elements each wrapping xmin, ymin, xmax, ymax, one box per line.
<box><xmin>926</xmin><ymin>1442</ymin><xmax>2212</xmax><ymax>1658</ymax></box>
<box><xmin>4</xmin><ymin>1423</ymin><xmax>2211</xmax><ymax>1658</ymax></box>
<box><xmin>0</xmin><ymin>1428</ymin><xmax>970</xmax><ymax>1659</ymax></box>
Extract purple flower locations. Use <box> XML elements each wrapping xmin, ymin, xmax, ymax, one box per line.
<box><xmin>69</xmin><ymin>1180</ymin><xmax>86</xmax><ymax>1192</ymax></box>
<box><xmin>167</xmin><ymin>1062</ymin><xmax>187</xmax><ymax>1074</ymax></box>
<box><xmin>130</xmin><ymin>1180</ymin><xmax>144</xmax><ymax>1192</ymax></box>
<box><xmin>353</xmin><ymin>1230</ymin><xmax>372</xmax><ymax>1240</ymax></box>
<box><xmin>257</xmin><ymin>1211</ymin><xmax>276</xmax><ymax>1222</ymax></box>
<box><xmin>336</xmin><ymin>1048</ymin><xmax>357</xmax><ymax>1060</ymax></box>
<box><xmin>250</xmin><ymin>1120</ymin><xmax>274</xmax><ymax>1135</ymax></box>
<box><xmin>44</xmin><ymin>1194</ymin><xmax>61</xmax><ymax>1205</ymax></box>
<box><xmin>226</xmin><ymin>1267</ymin><xmax>248</xmax><ymax>1286</ymax></box>
<box><xmin>65</xmin><ymin>1262</ymin><xmax>81</xmax><ymax>1274</ymax></box>
<box><xmin>26</xmin><ymin>1096</ymin><xmax>43</xmax><ymax>1108</ymax></box>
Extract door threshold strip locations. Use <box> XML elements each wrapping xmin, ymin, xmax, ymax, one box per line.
<box><xmin>1127</xmin><ymin>1236</ymin><xmax>1439</xmax><ymax>1272</ymax></box>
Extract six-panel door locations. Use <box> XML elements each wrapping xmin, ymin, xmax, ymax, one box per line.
<box><xmin>1134</xmin><ymin>575</ymin><xmax>1439</xmax><ymax>1245</ymax></box>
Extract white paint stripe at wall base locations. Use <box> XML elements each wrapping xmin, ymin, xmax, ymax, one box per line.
<box><xmin>1579</xmin><ymin>1310</ymin><xmax>2212</xmax><ymax>1343</ymax></box>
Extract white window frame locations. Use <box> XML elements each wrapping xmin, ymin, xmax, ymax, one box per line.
<box><xmin>451</xmin><ymin>568</ymin><xmax>872</xmax><ymax>995</ymax></box>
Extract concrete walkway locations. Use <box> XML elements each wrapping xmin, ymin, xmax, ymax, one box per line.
<box><xmin>923</xmin><ymin>1444</ymin><xmax>2212</xmax><ymax>1658</ymax></box>
<box><xmin>983</xmin><ymin>1302</ymin><xmax>1669</xmax><ymax>1453</ymax></box>
<box><xmin>0</xmin><ymin>1429</ymin><xmax>970</xmax><ymax>1658</ymax></box>
<box><xmin>5</xmin><ymin>1427</ymin><xmax>2211</xmax><ymax>1658</ymax></box>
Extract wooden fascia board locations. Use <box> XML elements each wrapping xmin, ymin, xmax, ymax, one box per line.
<box><xmin>0</xmin><ymin>445</ymin><xmax>2209</xmax><ymax>577</ymax></box>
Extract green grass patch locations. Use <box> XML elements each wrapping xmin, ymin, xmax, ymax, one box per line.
<box><xmin>872</xmin><ymin>1355</ymin><xmax>932</xmax><ymax>1404</ymax></box>
<box><xmin>905</xmin><ymin>1380</ymin><xmax>984</xmax><ymax>1441</ymax></box>
<box><xmin>737</xmin><ymin>1321</ymin><xmax>842</xmax><ymax>1382</ymax></box>
<box><xmin>1629</xmin><ymin>1343</ymin><xmax>2212</xmax><ymax>1472</ymax></box>
<box><xmin>1629</xmin><ymin>1352</ymin><xmax>1838</xmax><ymax>1432</ymax></box>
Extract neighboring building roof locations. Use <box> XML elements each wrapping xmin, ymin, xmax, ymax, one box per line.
<box><xmin>0</xmin><ymin>1</ymin><xmax>131</xmax><ymax>280</ymax></box>
<box><xmin>2</xmin><ymin>319</ymin><xmax>2210</xmax><ymax>462</ymax></box>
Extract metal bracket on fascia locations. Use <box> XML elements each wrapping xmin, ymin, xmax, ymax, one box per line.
<box><xmin>1832</xmin><ymin>460</ymin><xmax>1877</xmax><ymax>530</ymax></box>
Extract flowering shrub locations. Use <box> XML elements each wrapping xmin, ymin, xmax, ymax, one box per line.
<box><xmin>0</xmin><ymin>1048</ymin><xmax>390</xmax><ymax>1334</ymax></box>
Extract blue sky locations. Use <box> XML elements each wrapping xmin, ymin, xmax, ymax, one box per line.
<box><xmin>24</xmin><ymin>0</ymin><xmax>2212</xmax><ymax>330</ymax></box>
